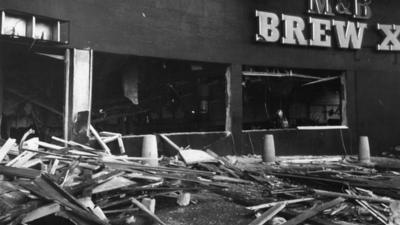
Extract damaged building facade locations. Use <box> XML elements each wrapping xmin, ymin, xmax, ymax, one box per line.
<box><xmin>0</xmin><ymin>0</ymin><xmax>400</xmax><ymax>156</ymax></box>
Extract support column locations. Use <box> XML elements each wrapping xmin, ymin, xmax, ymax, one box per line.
<box><xmin>0</xmin><ymin>46</ymin><xmax>3</xmax><ymax>138</ymax></box>
<box><xmin>225</xmin><ymin>64</ymin><xmax>243</xmax><ymax>155</ymax></box>
<box><xmin>65</xmin><ymin>49</ymin><xmax>93</xmax><ymax>143</ymax></box>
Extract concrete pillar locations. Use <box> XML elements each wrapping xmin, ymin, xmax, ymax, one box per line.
<box><xmin>358</xmin><ymin>136</ymin><xmax>371</xmax><ymax>163</ymax></box>
<box><xmin>225</xmin><ymin>64</ymin><xmax>243</xmax><ymax>155</ymax></box>
<box><xmin>263</xmin><ymin>134</ymin><xmax>276</xmax><ymax>163</ymax></box>
<box><xmin>141</xmin><ymin>135</ymin><xmax>159</xmax><ymax>166</ymax></box>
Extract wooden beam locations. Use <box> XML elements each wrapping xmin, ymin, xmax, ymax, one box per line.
<box><xmin>247</xmin><ymin>198</ymin><xmax>315</xmax><ymax>211</ymax></box>
<box><xmin>248</xmin><ymin>202</ymin><xmax>286</xmax><ymax>225</ymax></box>
<box><xmin>21</xmin><ymin>203</ymin><xmax>61</xmax><ymax>224</ymax></box>
<box><xmin>159</xmin><ymin>134</ymin><xmax>187</xmax><ymax>164</ymax></box>
<box><xmin>90</xmin><ymin>125</ymin><xmax>111</xmax><ymax>154</ymax></box>
<box><xmin>282</xmin><ymin>197</ymin><xmax>345</xmax><ymax>225</ymax></box>
<box><xmin>314</xmin><ymin>189</ymin><xmax>393</xmax><ymax>204</ymax></box>
<box><xmin>130</xmin><ymin>197</ymin><xmax>167</xmax><ymax>225</ymax></box>
<box><xmin>0</xmin><ymin>165</ymin><xmax>41</xmax><ymax>179</ymax></box>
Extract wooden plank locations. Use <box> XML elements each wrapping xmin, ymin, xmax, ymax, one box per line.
<box><xmin>7</xmin><ymin>151</ymin><xmax>37</xmax><ymax>168</ymax></box>
<box><xmin>281</xmin><ymin>210</ymin><xmax>340</xmax><ymax>225</ymax></box>
<box><xmin>248</xmin><ymin>202</ymin><xmax>286</xmax><ymax>225</ymax></box>
<box><xmin>0</xmin><ymin>139</ymin><xmax>16</xmax><ymax>163</ymax></box>
<box><xmin>49</xmin><ymin>159</ymin><xmax>60</xmax><ymax>175</ymax></box>
<box><xmin>52</xmin><ymin>136</ymin><xmax>96</xmax><ymax>151</ymax></box>
<box><xmin>205</xmin><ymin>149</ymin><xmax>243</xmax><ymax>177</ymax></box>
<box><xmin>346</xmin><ymin>189</ymin><xmax>387</xmax><ymax>224</ymax></box>
<box><xmin>20</xmin><ymin>158</ymin><xmax>42</xmax><ymax>168</ymax></box>
<box><xmin>212</xmin><ymin>175</ymin><xmax>253</xmax><ymax>184</ymax></box>
<box><xmin>102</xmin><ymin>135</ymin><xmax>119</xmax><ymax>144</ymax></box>
<box><xmin>92</xmin><ymin>176</ymin><xmax>136</xmax><ymax>194</ymax></box>
<box><xmin>314</xmin><ymin>189</ymin><xmax>393</xmax><ymax>204</ymax></box>
<box><xmin>0</xmin><ymin>165</ymin><xmax>41</xmax><ymax>179</ymax></box>
<box><xmin>247</xmin><ymin>198</ymin><xmax>315</xmax><ymax>211</ymax></box>
<box><xmin>117</xmin><ymin>137</ymin><xmax>126</xmax><ymax>154</ymax></box>
<box><xmin>90</xmin><ymin>125</ymin><xmax>111</xmax><ymax>154</ymax></box>
<box><xmin>38</xmin><ymin>141</ymin><xmax>64</xmax><ymax>150</ymax></box>
<box><xmin>101</xmin><ymin>158</ymin><xmax>215</xmax><ymax>177</ymax></box>
<box><xmin>282</xmin><ymin>197</ymin><xmax>346</xmax><ymax>225</ymax></box>
<box><xmin>130</xmin><ymin>197</ymin><xmax>167</xmax><ymax>225</ymax></box>
<box><xmin>179</xmin><ymin>149</ymin><xmax>217</xmax><ymax>165</ymax></box>
<box><xmin>159</xmin><ymin>134</ymin><xmax>187</xmax><ymax>164</ymax></box>
<box><xmin>21</xmin><ymin>203</ymin><xmax>61</xmax><ymax>224</ymax></box>
<box><xmin>21</xmin><ymin>174</ymin><xmax>108</xmax><ymax>225</ymax></box>
<box><xmin>0</xmin><ymin>181</ymin><xmax>29</xmax><ymax>214</ymax></box>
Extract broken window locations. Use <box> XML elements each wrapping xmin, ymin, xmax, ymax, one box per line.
<box><xmin>242</xmin><ymin>67</ymin><xmax>346</xmax><ymax>130</ymax></box>
<box><xmin>0</xmin><ymin>43</ymin><xmax>65</xmax><ymax>142</ymax></box>
<box><xmin>92</xmin><ymin>54</ymin><xmax>227</xmax><ymax>134</ymax></box>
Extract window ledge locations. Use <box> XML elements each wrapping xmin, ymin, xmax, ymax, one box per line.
<box><xmin>297</xmin><ymin>126</ymin><xmax>349</xmax><ymax>130</ymax></box>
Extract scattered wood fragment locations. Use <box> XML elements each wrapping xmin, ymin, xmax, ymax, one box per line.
<box><xmin>130</xmin><ymin>197</ymin><xmax>167</xmax><ymax>225</ymax></box>
<box><xmin>247</xmin><ymin>198</ymin><xmax>315</xmax><ymax>211</ymax></box>
<box><xmin>20</xmin><ymin>174</ymin><xmax>109</xmax><ymax>225</ymax></box>
<box><xmin>38</xmin><ymin>141</ymin><xmax>63</xmax><ymax>150</ymax></box>
<box><xmin>93</xmin><ymin>176</ymin><xmax>137</xmax><ymax>194</ymax></box>
<box><xmin>212</xmin><ymin>175</ymin><xmax>253</xmax><ymax>184</ymax></box>
<box><xmin>314</xmin><ymin>189</ymin><xmax>393</xmax><ymax>204</ymax></box>
<box><xmin>90</xmin><ymin>125</ymin><xmax>111</xmax><ymax>155</ymax></box>
<box><xmin>346</xmin><ymin>189</ymin><xmax>387</xmax><ymax>224</ymax></box>
<box><xmin>0</xmin><ymin>138</ymin><xmax>16</xmax><ymax>162</ymax></box>
<box><xmin>52</xmin><ymin>136</ymin><xmax>96</xmax><ymax>151</ymax></box>
<box><xmin>0</xmin><ymin>165</ymin><xmax>41</xmax><ymax>179</ymax></box>
<box><xmin>159</xmin><ymin>134</ymin><xmax>187</xmax><ymax>164</ymax></box>
<box><xmin>281</xmin><ymin>197</ymin><xmax>346</xmax><ymax>225</ymax></box>
<box><xmin>1</xmin><ymin>130</ymin><xmax>399</xmax><ymax>224</ymax></box>
<box><xmin>7</xmin><ymin>150</ymin><xmax>37</xmax><ymax>168</ymax></box>
<box><xmin>248</xmin><ymin>202</ymin><xmax>286</xmax><ymax>225</ymax></box>
<box><xmin>21</xmin><ymin>203</ymin><xmax>61</xmax><ymax>224</ymax></box>
<box><xmin>141</xmin><ymin>198</ymin><xmax>156</xmax><ymax>213</ymax></box>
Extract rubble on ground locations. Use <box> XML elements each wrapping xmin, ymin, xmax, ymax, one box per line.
<box><xmin>1</xmin><ymin>128</ymin><xmax>400</xmax><ymax>225</ymax></box>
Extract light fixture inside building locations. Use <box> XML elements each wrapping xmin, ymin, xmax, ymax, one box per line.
<box><xmin>0</xmin><ymin>10</ymin><xmax>69</xmax><ymax>44</ymax></box>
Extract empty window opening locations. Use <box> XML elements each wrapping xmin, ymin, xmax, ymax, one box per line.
<box><xmin>242</xmin><ymin>66</ymin><xmax>346</xmax><ymax>130</ymax></box>
<box><xmin>0</xmin><ymin>43</ymin><xmax>65</xmax><ymax>142</ymax></box>
<box><xmin>92</xmin><ymin>53</ymin><xmax>227</xmax><ymax>134</ymax></box>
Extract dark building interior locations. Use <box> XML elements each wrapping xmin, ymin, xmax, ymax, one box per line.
<box><xmin>92</xmin><ymin>53</ymin><xmax>227</xmax><ymax>135</ymax></box>
<box><xmin>242</xmin><ymin>67</ymin><xmax>345</xmax><ymax>130</ymax></box>
<box><xmin>0</xmin><ymin>43</ymin><xmax>64</xmax><ymax>142</ymax></box>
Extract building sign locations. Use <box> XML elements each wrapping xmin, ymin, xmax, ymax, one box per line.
<box><xmin>256</xmin><ymin>0</ymin><xmax>399</xmax><ymax>51</ymax></box>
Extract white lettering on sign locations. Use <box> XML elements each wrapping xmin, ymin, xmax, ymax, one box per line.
<box><xmin>255</xmin><ymin>11</ymin><xmax>280</xmax><ymax>43</ymax></box>
<box><xmin>354</xmin><ymin>0</ymin><xmax>372</xmax><ymax>19</ymax></box>
<box><xmin>282</xmin><ymin>14</ymin><xmax>308</xmax><ymax>46</ymax></box>
<box><xmin>308</xmin><ymin>0</ymin><xmax>334</xmax><ymax>16</ymax></box>
<box><xmin>256</xmin><ymin>0</ymin><xmax>400</xmax><ymax>52</ymax></box>
<box><xmin>308</xmin><ymin>0</ymin><xmax>372</xmax><ymax>19</ymax></box>
<box><xmin>309</xmin><ymin>18</ymin><xmax>332</xmax><ymax>47</ymax></box>
<box><xmin>377</xmin><ymin>24</ymin><xmax>400</xmax><ymax>51</ymax></box>
<box><xmin>332</xmin><ymin>20</ymin><xmax>367</xmax><ymax>49</ymax></box>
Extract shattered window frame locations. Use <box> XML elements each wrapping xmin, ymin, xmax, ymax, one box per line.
<box><xmin>242</xmin><ymin>66</ymin><xmax>347</xmax><ymax>131</ymax></box>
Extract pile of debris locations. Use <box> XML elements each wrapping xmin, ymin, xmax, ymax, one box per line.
<box><xmin>1</xmin><ymin>128</ymin><xmax>400</xmax><ymax>225</ymax></box>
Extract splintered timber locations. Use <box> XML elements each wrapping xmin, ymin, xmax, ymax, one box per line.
<box><xmin>256</xmin><ymin>0</ymin><xmax>400</xmax><ymax>51</ymax></box>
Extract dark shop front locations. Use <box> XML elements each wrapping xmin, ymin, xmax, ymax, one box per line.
<box><xmin>1</xmin><ymin>0</ymin><xmax>400</xmax><ymax>157</ymax></box>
